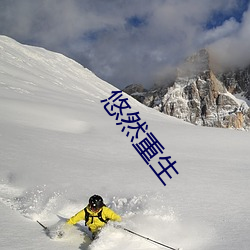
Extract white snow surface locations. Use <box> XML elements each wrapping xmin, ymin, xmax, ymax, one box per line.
<box><xmin>0</xmin><ymin>36</ymin><xmax>250</xmax><ymax>250</ymax></box>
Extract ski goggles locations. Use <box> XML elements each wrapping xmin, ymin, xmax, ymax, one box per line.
<box><xmin>89</xmin><ymin>205</ymin><xmax>101</xmax><ymax>212</ymax></box>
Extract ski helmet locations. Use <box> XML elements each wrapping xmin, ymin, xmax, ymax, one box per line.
<box><xmin>89</xmin><ymin>195</ymin><xmax>104</xmax><ymax>210</ymax></box>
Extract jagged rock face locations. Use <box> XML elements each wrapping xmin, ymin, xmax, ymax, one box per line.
<box><xmin>162</xmin><ymin>74</ymin><xmax>249</xmax><ymax>128</ymax></box>
<box><xmin>123</xmin><ymin>83</ymin><xmax>145</xmax><ymax>95</ymax></box>
<box><xmin>218</xmin><ymin>66</ymin><xmax>250</xmax><ymax>99</ymax></box>
<box><xmin>123</xmin><ymin>84</ymin><xmax>147</xmax><ymax>103</ymax></box>
<box><xmin>124</xmin><ymin>49</ymin><xmax>250</xmax><ymax>130</ymax></box>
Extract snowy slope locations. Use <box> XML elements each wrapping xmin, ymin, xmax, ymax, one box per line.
<box><xmin>0</xmin><ymin>36</ymin><xmax>250</xmax><ymax>250</ymax></box>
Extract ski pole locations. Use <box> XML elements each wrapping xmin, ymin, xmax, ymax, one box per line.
<box><xmin>122</xmin><ymin>227</ymin><xmax>180</xmax><ymax>250</ymax></box>
<box><xmin>37</xmin><ymin>220</ymin><xmax>48</xmax><ymax>231</ymax></box>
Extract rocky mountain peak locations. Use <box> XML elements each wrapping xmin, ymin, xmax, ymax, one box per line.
<box><xmin>123</xmin><ymin>49</ymin><xmax>250</xmax><ymax>130</ymax></box>
<box><xmin>177</xmin><ymin>49</ymin><xmax>210</xmax><ymax>78</ymax></box>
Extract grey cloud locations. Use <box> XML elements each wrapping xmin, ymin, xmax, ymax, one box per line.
<box><xmin>0</xmin><ymin>0</ymin><xmax>249</xmax><ymax>89</ymax></box>
<box><xmin>209</xmin><ymin>5</ymin><xmax>250</xmax><ymax>69</ymax></box>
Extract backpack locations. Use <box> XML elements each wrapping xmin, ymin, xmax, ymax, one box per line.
<box><xmin>84</xmin><ymin>206</ymin><xmax>109</xmax><ymax>226</ymax></box>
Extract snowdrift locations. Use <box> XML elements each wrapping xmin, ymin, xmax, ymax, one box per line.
<box><xmin>0</xmin><ymin>36</ymin><xmax>249</xmax><ymax>250</ymax></box>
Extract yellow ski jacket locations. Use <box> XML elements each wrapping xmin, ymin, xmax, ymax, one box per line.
<box><xmin>67</xmin><ymin>206</ymin><xmax>121</xmax><ymax>233</ymax></box>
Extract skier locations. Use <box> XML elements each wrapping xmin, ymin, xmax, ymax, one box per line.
<box><xmin>66</xmin><ymin>194</ymin><xmax>121</xmax><ymax>239</ymax></box>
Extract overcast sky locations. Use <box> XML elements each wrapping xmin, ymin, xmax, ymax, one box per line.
<box><xmin>0</xmin><ymin>0</ymin><xmax>249</xmax><ymax>89</ymax></box>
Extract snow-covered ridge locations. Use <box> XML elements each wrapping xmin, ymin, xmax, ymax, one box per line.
<box><xmin>0</xmin><ymin>35</ymin><xmax>115</xmax><ymax>100</ymax></box>
<box><xmin>0</xmin><ymin>36</ymin><xmax>143</xmax><ymax>133</ymax></box>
